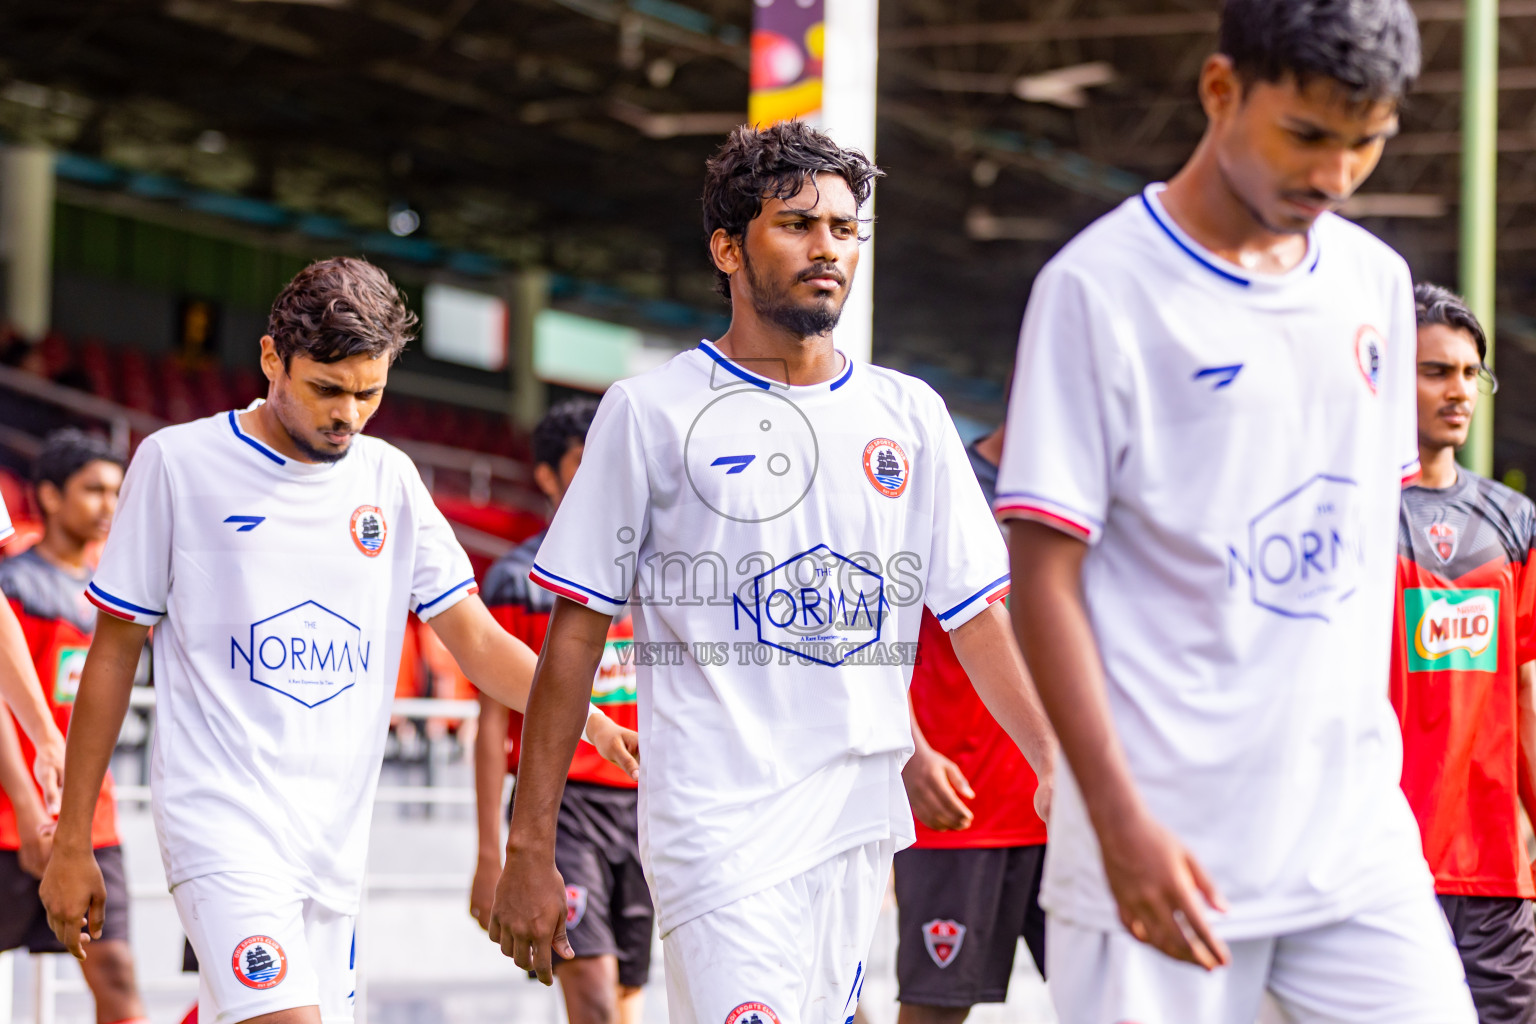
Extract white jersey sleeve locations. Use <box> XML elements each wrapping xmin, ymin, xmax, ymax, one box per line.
<box><xmin>88</xmin><ymin>436</ymin><xmax>173</xmax><ymax>626</ymax></box>
<box><xmin>531</xmin><ymin>386</ymin><xmax>649</xmax><ymax>617</ymax></box>
<box><xmin>994</xmin><ymin>262</ymin><xmax>1127</xmax><ymax>544</ymax></box>
<box><xmin>0</xmin><ymin>491</ymin><xmax>12</xmax><ymax>544</ymax></box>
<box><xmin>404</xmin><ymin>461</ymin><xmax>478</xmax><ymax>621</ymax></box>
<box><xmin>924</xmin><ymin>408</ymin><xmax>1011</xmax><ymax>631</ymax></box>
<box><xmin>1390</xmin><ymin>268</ymin><xmax>1421</xmax><ymax>484</ymax></box>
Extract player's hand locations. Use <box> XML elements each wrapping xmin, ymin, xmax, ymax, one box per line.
<box><xmin>32</xmin><ymin>730</ymin><xmax>65</xmax><ymax>815</ymax></box>
<box><xmin>488</xmin><ymin>843</ymin><xmax>574</xmax><ymax>985</ymax></box>
<box><xmin>1031</xmin><ymin>757</ymin><xmax>1054</xmax><ymax>823</ymax></box>
<box><xmin>39</xmin><ymin>844</ymin><xmax>106</xmax><ymax>961</ymax></box>
<box><xmin>902</xmin><ymin>746</ymin><xmax>974</xmax><ymax>831</ymax></box>
<box><xmin>469</xmin><ymin>853</ymin><xmax>500</xmax><ymax>931</ymax></box>
<box><xmin>1100</xmin><ymin>810</ymin><xmax>1230</xmax><ymax>970</ymax></box>
<box><xmin>17</xmin><ymin>818</ymin><xmax>56</xmax><ymax>879</ymax></box>
<box><xmin>587</xmin><ymin>713</ymin><xmax>640</xmax><ymax>780</ymax></box>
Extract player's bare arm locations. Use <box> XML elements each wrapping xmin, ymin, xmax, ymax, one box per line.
<box><xmin>428</xmin><ymin>593</ymin><xmax>637</xmax><ymax>776</ymax></box>
<box><xmin>0</xmin><ymin>595</ymin><xmax>66</xmax><ymax>811</ymax></box>
<box><xmin>1009</xmin><ymin>521</ymin><xmax>1230</xmax><ymax>970</ymax></box>
<box><xmin>0</xmin><ymin>698</ymin><xmax>52</xmax><ymax>877</ymax></box>
<box><xmin>488</xmin><ymin>596</ymin><xmax>612</xmax><ymax>984</ymax></box>
<box><xmin>1517</xmin><ymin>662</ymin><xmax>1536</xmax><ymax>827</ymax></box>
<box><xmin>902</xmin><ymin>694</ymin><xmax>975</xmax><ymax>832</ymax></box>
<box><xmin>470</xmin><ymin>689</ymin><xmax>511</xmax><ymax>931</ymax></box>
<box><xmin>948</xmin><ymin>602</ymin><xmax>1056</xmax><ymax>821</ymax></box>
<box><xmin>39</xmin><ymin>612</ymin><xmax>147</xmax><ymax>960</ymax></box>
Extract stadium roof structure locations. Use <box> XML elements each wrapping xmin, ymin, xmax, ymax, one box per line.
<box><xmin>4</xmin><ymin>0</ymin><xmax>1536</xmax><ymax>464</ymax></box>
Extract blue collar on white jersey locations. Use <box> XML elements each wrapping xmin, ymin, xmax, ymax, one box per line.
<box><xmin>228</xmin><ymin>409</ymin><xmax>287</xmax><ymax>465</ymax></box>
<box><xmin>697</xmin><ymin>339</ymin><xmax>855</xmax><ymax>392</ymax></box>
<box><xmin>1139</xmin><ymin>185</ymin><xmax>1321</xmax><ymax>288</ymax></box>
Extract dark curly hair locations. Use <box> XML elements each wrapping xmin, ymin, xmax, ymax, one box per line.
<box><xmin>1415</xmin><ymin>280</ymin><xmax>1497</xmax><ymax>392</ymax></box>
<box><xmin>532</xmin><ymin>397</ymin><xmax>600</xmax><ymax>471</ymax></box>
<box><xmin>702</xmin><ymin>122</ymin><xmax>883</xmax><ymax>299</ymax></box>
<box><xmin>33</xmin><ymin>428</ymin><xmax>123</xmax><ymax>493</ymax></box>
<box><xmin>267</xmin><ymin>257</ymin><xmax>418</xmax><ymax>369</ymax></box>
<box><xmin>1220</xmin><ymin>0</ymin><xmax>1420</xmax><ymax>101</ymax></box>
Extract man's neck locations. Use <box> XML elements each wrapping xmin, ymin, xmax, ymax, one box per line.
<box><xmin>242</xmin><ymin>402</ymin><xmax>312</xmax><ymax>464</ymax></box>
<box><xmin>713</xmin><ymin>315</ymin><xmax>843</xmax><ymax>387</ymax></box>
<box><xmin>1159</xmin><ymin>141</ymin><xmax>1310</xmax><ymax>275</ymax></box>
<box><xmin>1418</xmin><ymin>444</ymin><xmax>1461</xmax><ymax>489</ymax></box>
<box><xmin>972</xmin><ymin>426</ymin><xmax>1005</xmax><ymax>467</ymax></box>
<box><xmin>32</xmin><ymin>529</ymin><xmax>88</xmax><ymax>574</ymax></box>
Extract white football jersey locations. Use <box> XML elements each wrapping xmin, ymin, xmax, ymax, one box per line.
<box><xmin>88</xmin><ymin>406</ymin><xmax>476</xmax><ymax>912</ymax></box>
<box><xmin>997</xmin><ymin>185</ymin><xmax>1427</xmax><ymax>939</ymax></box>
<box><xmin>533</xmin><ymin>341</ymin><xmax>1009</xmax><ymax>933</ymax></box>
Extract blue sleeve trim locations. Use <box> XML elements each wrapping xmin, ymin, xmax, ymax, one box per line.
<box><xmin>530</xmin><ymin>562</ymin><xmax>627</xmax><ymax>606</ymax></box>
<box><xmin>87</xmin><ymin>581</ymin><xmax>165</xmax><ymax>617</ymax></box>
<box><xmin>415</xmin><ymin>577</ymin><xmax>477</xmax><ymax>614</ymax></box>
<box><xmin>228</xmin><ymin>411</ymin><xmax>286</xmax><ymax>466</ymax></box>
<box><xmin>936</xmin><ymin>573</ymin><xmax>1011</xmax><ymax>622</ymax></box>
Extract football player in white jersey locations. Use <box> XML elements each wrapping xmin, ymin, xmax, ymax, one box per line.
<box><xmin>38</xmin><ymin>258</ymin><xmax>637</xmax><ymax>1024</ymax></box>
<box><xmin>486</xmin><ymin>122</ymin><xmax>1056</xmax><ymax>1024</ymax></box>
<box><xmin>999</xmin><ymin>1</ymin><xmax>1476</xmax><ymax>1021</ymax></box>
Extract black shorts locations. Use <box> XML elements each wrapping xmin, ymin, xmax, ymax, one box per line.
<box><xmin>510</xmin><ymin>780</ymin><xmax>654</xmax><ymax>988</ymax></box>
<box><xmin>1439</xmin><ymin>895</ymin><xmax>1536</xmax><ymax>1024</ymax></box>
<box><xmin>894</xmin><ymin>844</ymin><xmax>1046</xmax><ymax>1008</ymax></box>
<box><xmin>0</xmin><ymin>845</ymin><xmax>130</xmax><ymax>953</ymax></box>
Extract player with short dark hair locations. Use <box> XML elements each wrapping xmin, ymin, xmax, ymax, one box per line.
<box><xmin>0</xmin><ymin>430</ymin><xmax>145</xmax><ymax>1024</ymax></box>
<box><xmin>1000</xmin><ymin>0</ymin><xmax>1477</xmax><ymax>1019</ymax></box>
<box><xmin>1391</xmin><ymin>282</ymin><xmax>1536</xmax><ymax>1024</ymax></box>
<box><xmin>488</xmin><ymin>122</ymin><xmax>1055</xmax><ymax>1023</ymax></box>
<box><xmin>471</xmin><ymin>397</ymin><xmax>652</xmax><ymax>1024</ymax></box>
<box><xmin>38</xmin><ymin>257</ymin><xmax>636</xmax><ymax>1024</ymax></box>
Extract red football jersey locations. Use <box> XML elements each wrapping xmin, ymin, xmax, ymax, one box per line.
<box><xmin>0</xmin><ymin>550</ymin><xmax>118</xmax><ymax>850</ymax></box>
<box><xmin>1390</xmin><ymin>471</ymin><xmax>1536</xmax><ymax>898</ymax></box>
<box><xmin>482</xmin><ymin>531</ymin><xmax>638</xmax><ymax>789</ymax></box>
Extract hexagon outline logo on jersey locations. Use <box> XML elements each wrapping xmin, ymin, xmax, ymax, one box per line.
<box><xmin>724</xmin><ymin>1001</ymin><xmax>781</xmax><ymax>1024</ymax></box>
<box><xmin>684</xmin><ymin>387</ymin><xmax>820</xmax><ymax>524</ymax></box>
<box><xmin>732</xmin><ymin>544</ymin><xmax>886</xmax><ymax>666</ymax></box>
<box><xmin>863</xmin><ymin>438</ymin><xmax>910</xmax><ymax>498</ymax></box>
<box><xmin>923</xmin><ymin>918</ymin><xmax>966</xmax><ymax>968</ymax></box>
<box><xmin>1227</xmin><ymin>474</ymin><xmax>1364</xmax><ymax>622</ymax></box>
<box><xmin>350</xmin><ymin>505</ymin><xmax>388</xmax><ymax>557</ymax></box>
<box><xmin>230</xmin><ymin>599</ymin><xmax>370</xmax><ymax>708</ymax></box>
<box><xmin>232</xmin><ymin>935</ymin><xmax>287</xmax><ymax>990</ymax></box>
<box><xmin>565</xmin><ymin>884</ymin><xmax>588</xmax><ymax>928</ymax></box>
<box><xmin>1426</xmin><ymin>521</ymin><xmax>1458</xmax><ymax>563</ymax></box>
<box><xmin>1355</xmin><ymin>325</ymin><xmax>1383</xmax><ymax>395</ymax></box>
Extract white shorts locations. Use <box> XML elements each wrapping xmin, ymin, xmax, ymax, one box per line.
<box><xmin>1047</xmin><ymin>886</ymin><xmax>1476</xmax><ymax>1024</ymax></box>
<box><xmin>172</xmin><ymin>872</ymin><xmax>356</xmax><ymax>1024</ymax></box>
<box><xmin>662</xmin><ymin>838</ymin><xmax>894</xmax><ymax>1024</ymax></box>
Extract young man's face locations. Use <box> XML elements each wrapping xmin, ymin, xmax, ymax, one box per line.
<box><xmin>40</xmin><ymin>459</ymin><xmax>122</xmax><ymax>545</ymax></box>
<box><xmin>261</xmin><ymin>339</ymin><xmax>389</xmax><ymax>463</ymax></box>
<box><xmin>1417</xmin><ymin>323</ymin><xmax>1482</xmax><ymax>453</ymax></box>
<box><xmin>1206</xmin><ymin>62</ymin><xmax>1399</xmax><ymax>234</ymax></box>
<box><xmin>533</xmin><ymin>441</ymin><xmax>584</xmax><ymax>512</ymax></box>
<box><xmin>726</xmin><ymin>171</ymin><xmax>861</xmax><ymax>337</ymax></box>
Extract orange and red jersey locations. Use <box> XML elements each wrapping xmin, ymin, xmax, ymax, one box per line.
<box><xmin>481</xmin><ymin>530</ymin><xmax>638</xmax><ymax>789</ymax></box>
<box><xmin>911</xmin><ymin>444</ymin><xmax>1043</xmax><ymax>850</ymax></box>
<box><xmin>1391</xmin><ymin>470</ymin><xmax>1536</xmax><ymax>898</ymax></box>
<box><xmin>0</xmin><ymin>549</ymin><xmax>118</xmax><ymax>849</ymax></box>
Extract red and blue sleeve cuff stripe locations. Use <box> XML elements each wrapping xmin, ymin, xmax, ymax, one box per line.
<box><xmin>86</xmin><ymin>582</ymin><xmax>165</xmax><ymax>624</ymax></box>
<box><xmin>934</xmin><ymin>574</ymin><xmax>1012</xmax><ymax>629</ymax></box>
<box><xmin>528</xmin><ymin>563</ymin><xmax>626</xmax><ymax>614</ymax></box>
<box><xmin>993</xmin><ymin>493</ymin><xmax>1101</xmax><ymax>543</ymax></box>
<box><xmin>0</xmin><ymin>525</ymin><xmax>13</xmax><ymax>545</ymax></box>
<box><xmin>1401</xmin><ymin>458</ymin><xmax>1422</xmax><ymax>486</ymax></box>
<box><xmin>414</xmin><ymin>578</ymin><xmax>479</xmax><ymax>619</ymax></box>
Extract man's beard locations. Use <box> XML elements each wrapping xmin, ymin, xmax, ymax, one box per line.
<box><xmin>743</xmin><ymin>250</ymin><xmax>845</xmax><ymax>339</ymax></box>
<box><xmin>276</xmin><ymin>403</ymin><xmax>353</xmax><ymax>464</ymax></box>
